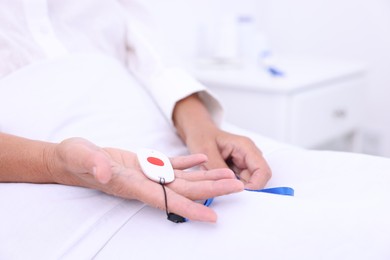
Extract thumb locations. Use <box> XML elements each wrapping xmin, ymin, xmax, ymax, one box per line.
<box><xmin>60</xmin><ymin>138</ymin><xmax>113</xmax><ymax>184</ymax></box>
<box><xmin>89</xmin><ymin>151</ymin><xmax>113</xmax><ymax>184</ymax></box>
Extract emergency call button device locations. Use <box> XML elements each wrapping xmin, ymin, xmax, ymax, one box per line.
<box><xmin>137</xmin><ymin>149</ymin><xmax>175</xmax><ymax>183</ymax></box>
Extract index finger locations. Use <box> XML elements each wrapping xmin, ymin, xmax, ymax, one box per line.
<box><xmin>170</xmin><ymin>153</ymin><xmax>208</xmax><ymax>170</ymax></box>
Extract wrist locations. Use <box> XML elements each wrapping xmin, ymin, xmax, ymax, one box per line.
<box><xmin>43</xmin><ymin>142</ymin><xmax>65</xmax><ymax>184</ymax></box>
<box><xmin>173</xmin><ymin>94</ymin><xmax>218</xmax><ymax>143</ymax></box>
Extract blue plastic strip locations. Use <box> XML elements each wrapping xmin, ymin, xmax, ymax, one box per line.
<box><xmin>203</xmin><ymin>197</ymin><xmax>214</xmax><ymax>207</ymax></box>
<box><xmin>246</xmin><ymin>187</ymin><xmax>294</xmax><ymax>196</ymax></box>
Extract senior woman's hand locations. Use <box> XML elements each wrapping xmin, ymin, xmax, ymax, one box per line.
<box><xmin>173</xmin><ymin>94</ymin><xmax>272</xmax><ymax>190</ymax></box>
<box><xmin>48</xmin><ymin>138</ymin><xmax>244</xmax><ymax>222</ymax></box>
<box><xmin>184</xmin><ymin>127</ymin><xmax>272</xmax><ymax>190</ymax></box>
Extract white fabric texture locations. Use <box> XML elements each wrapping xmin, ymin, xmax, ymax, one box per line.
<box><xmin>0</xmin><ymin>0</ymin><xmax>222</xmax><ymax>124</ymax></box>
<box><xmin>0</xmin><ymin>55</ymin><xmax>389</xmax><ymax>259</ymax></box>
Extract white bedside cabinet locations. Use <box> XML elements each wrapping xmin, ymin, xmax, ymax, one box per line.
<box><xmin>192</xmin><ymin>57</ymin><xmax>366</xmax><ymax>151</ymax></box>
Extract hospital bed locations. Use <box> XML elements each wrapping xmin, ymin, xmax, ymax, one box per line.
<box><xmin>0</xmin><ymin>54</ymin><xmax>389</xmax><ymax>259</ymax></box>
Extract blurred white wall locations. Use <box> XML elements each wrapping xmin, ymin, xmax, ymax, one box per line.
<box><xmin>255</xmin><ymin>0</ymin><xmax>390</xmax><ymax>157</ymax></box>
<box><xmin>144</xmin><ymin>0</ymin><xmax>390</xmax><ymax>156</ymax></box>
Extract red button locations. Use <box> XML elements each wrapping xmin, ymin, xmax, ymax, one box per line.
<box><xmin>147</xmin><ymin>156</ymin><xmax>165</xmax><ymax>166</ymax></box>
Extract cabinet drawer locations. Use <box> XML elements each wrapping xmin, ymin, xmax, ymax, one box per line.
<box><xmin>288</xmin><ymin>79</ymin><xmax>363</xmax><ymax>147</ymax></box>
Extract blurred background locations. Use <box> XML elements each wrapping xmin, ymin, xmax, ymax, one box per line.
<box><xmin>143</xmin><ymin>0</ymin><xmax>390</xmax><ymax>157</ymax></box>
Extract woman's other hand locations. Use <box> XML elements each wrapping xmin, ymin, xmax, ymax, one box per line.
<box><xmin>173</xmin><ymin>94</ymin><xmax>272</xmax><ymax>190</ymax></box>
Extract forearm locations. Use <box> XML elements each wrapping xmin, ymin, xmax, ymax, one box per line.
<box><xmin>0</xmin><ymin>133</ymin><xmax>56</xmax><ymax>183</ymax></box>
<box><xmin>173</xmin><ymin>93</ymin><xmax>219</xmax><ymax>144</ymax></box>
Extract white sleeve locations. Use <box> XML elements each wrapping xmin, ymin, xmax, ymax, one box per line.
<box><xmin>118</xmin><ymin>0</ymin><xmax>223</xmax><ymax>125</ymax></box>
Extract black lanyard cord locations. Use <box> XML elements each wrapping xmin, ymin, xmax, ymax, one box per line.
<box><xmin>159</xmin><ymin>177</ymin><xmax>186</xmax><ymax>223</ymax></box>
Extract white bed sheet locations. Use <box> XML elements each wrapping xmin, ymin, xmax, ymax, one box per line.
<box><xmin>0</xmin><ymin>54</ymin><xmax>389</xmax><ymax>259</ymax></box>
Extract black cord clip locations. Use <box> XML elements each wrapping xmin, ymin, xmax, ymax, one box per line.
<box><xmin>159</xmin><ymin>178</ymin><xmax>186</xmax><ymax>223</ymax></box>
